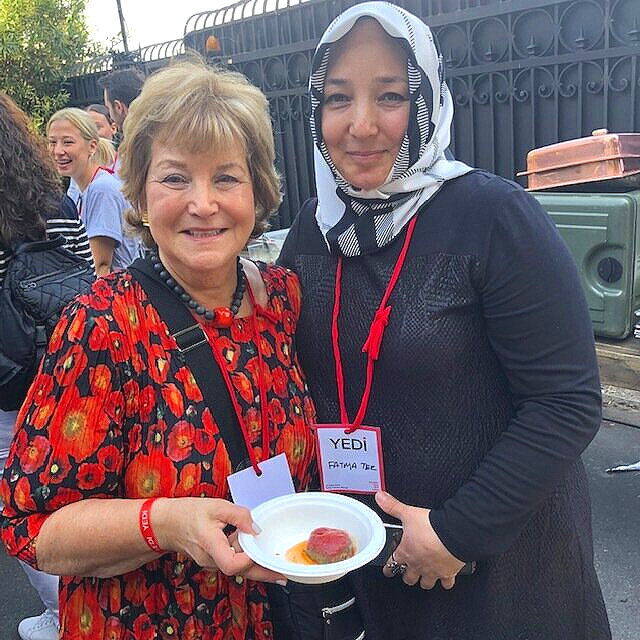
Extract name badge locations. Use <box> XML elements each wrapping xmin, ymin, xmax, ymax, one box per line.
<box><xmin>227</xmin><ymin>452</ymin><xmax>295</xmax><ymax>510</ymax></box>
<box><xmin>314</xmin><ymin>424</ymin><xmax>385</xmax><ymax>494</ymax></box>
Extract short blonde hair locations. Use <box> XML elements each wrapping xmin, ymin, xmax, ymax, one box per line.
<box><xmin>119</xmin><ymin>57</ymin><xmax>282</xmax><ymax>248</ymax></box>
<box><xmin>47</xmin><ymin>108</ymin><xmax>116</xmax><ymax>168</ymax></box>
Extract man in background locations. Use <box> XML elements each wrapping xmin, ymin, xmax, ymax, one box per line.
<box><xmin>98</xmin><ymin>67</ymin><xmax>145</xmax><ymax>136</ymax></box>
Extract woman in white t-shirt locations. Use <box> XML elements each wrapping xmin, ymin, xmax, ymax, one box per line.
<box><xmin>47</xmin><ymin>108</ymin><xmax>141</xmax><ymax>275</ymax></box>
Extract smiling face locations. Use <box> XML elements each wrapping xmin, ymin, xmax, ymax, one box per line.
<box><xmin>144</xmin><ymin>139</ymin><xmax>256</xmax><ymax>292</ymax></box>
<box><xmin>47</xmin><ymin>118</ymin><xmax>96</xmax><ymax>183</ymax></box>
<box><xmin>321</xmin><ymin>19</ymin><xmax>410</xmax><ymax>191</ymax></box>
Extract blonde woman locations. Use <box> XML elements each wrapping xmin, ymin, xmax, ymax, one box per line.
<box><xmin>47</xmin><ymin>108</ymin><xmax>141</xmax><ymax>275</ymax></box>
<box><xmin>2</xmin><ymin>59</ymin><xmax>317</xmax><ymax>639</ymax></box>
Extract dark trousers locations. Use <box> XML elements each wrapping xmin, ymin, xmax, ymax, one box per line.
<box><xmin>266</xmin><ymin>577</ymin><xmax>365</xmax><ymax>640</ymax></box>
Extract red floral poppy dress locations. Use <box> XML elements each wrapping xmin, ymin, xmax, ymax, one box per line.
<box><xmin>0</xmin><ymin>263</ymin><xmax>317</xmax><ymax>640</ymax></box>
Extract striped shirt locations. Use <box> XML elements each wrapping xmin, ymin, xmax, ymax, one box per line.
<box><xmin>0</xmin><ymin>196</ymin><xmax>94</xmax><ymax>286</ymax></box>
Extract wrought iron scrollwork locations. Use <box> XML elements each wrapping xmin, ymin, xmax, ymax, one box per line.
<box><xmin>275</xmin><ymin>96</ymin><xmax>291</xmax><ymax>121</ymax></box>
<box><xmin>512</xmin><ymin>9</ymin><xmax>555</xmax><ymax>59</ymax></box>
<box><xmin>264</xmin><ymin>56</ymin><xmax>287</xmax><ymax>91</ymax></box>
<box><xmin>512</xmin><ymin>68</ymin><xmax>557</xmax><ymax>103</ymax></box>
<box><xmin>610</xmin><ymin>0</ymin><xmax>640</xmax><ymax>45</ymax></box>
<box><xmin>434</xmin><ymin>24</ymin><xmax>468</xmax><ymax>69</ymax></box>
<box><xmin>287</xmin><ymin>53</ymin><xmax>310</xmax><ymax>88</ymax></box>
<box><xmin>558</xmin><ymin>67</ymin><xmax>578</xmax><ymax>99</ymax></box>
<box><xmin>559</xmin><ymin>61</ymin><xmax>604</xmax><ymax>95</ymax></box>
<box><xmin>470</xmin><ymin>17</ymin><xmax>509</xmax><ymax>64</ymax></box>
<box><xmin>471</xmin><ymin>73</ymin><xmax>511</xmax><ymax>105</ymax></box>
<box><xmin>608</xmin><ymin>57</ymin><xmax>632</xmax><ymax>93</ymax></box>
<box><xmin>241</xmin><ymin>61</ymin><xmax>264</xmax><ymax>88</ymax></box>
<box><xmin>449</xmin><ymin>76</ymin><xmax>471</xmax><ymax>106</ymax></box>
<box><xmin>559</xmin><ymin>1</ymin><xmax>604</xmax><ymax>52</ymax></box>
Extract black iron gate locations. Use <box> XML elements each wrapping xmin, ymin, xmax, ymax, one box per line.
<box><xmin>68</xmin><ymin>0</ymin><xmax>640</xmax><ymax>229</ymax></box>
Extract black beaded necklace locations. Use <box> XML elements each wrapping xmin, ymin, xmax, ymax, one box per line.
<box><xmin>150</xmin><ymin>252</ymin><xmax>246</xmax><ymax>327</ymax></box>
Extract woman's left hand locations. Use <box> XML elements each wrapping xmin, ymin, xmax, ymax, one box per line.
<box><xmin>375</xmin><ymin>490</ymin><xmax>465</xmax><ymax>590</ymax></box>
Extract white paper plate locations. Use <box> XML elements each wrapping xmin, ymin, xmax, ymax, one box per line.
<box><xmin>237</xmin><ymin>492</ymin><xmax>385</xmax><ymax>584</ymax></box>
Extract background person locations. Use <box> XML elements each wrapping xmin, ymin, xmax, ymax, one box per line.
<box><xmin>98</xmin><ymin>66</ymin><xmax>145</xmax><ymax>137</ymax></box>
<box><xmin>47</xmin><ymin>108</ymin><xmax>141</xmax><ymax>275</ymax></box>
<box><xmin>66</xmin><ymin>104</ymin><xmax>118</xmax><ymax>204</ymax></box>
<box><xmin>0</xmin><ymin>92</ymin><xmax>94</xmax><ymax>640</ymax></box>
<box><xmin>278</xmin><ymin>3</ymin><xmax>610</xmax><ymax>639</ymax></box>
<box><xmin>1</xmin><ymin>59</ymin><xmax>317</xmax><ymax>640</ymax></box>
<box><xmin>86</xmin><ymin>103</ymin><xmax>117</xmax><ymax>143</ymax></box>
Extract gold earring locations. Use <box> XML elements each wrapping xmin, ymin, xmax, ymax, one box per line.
<box><xmin>141</xmin><ymin>212</ymin><xmax>150</xmax><ymax>227</ymax></box>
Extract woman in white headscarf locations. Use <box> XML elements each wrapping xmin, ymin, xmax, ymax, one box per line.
<box><xmin>277</xmin><ymin>3</ymin><xmax>610</xmax><ymax>639</ymax></box>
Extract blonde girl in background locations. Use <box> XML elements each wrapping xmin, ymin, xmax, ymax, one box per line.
<box><xmin>47</xmin><ymin>108</ymin><xmax>141</xmax><ymax>275</ymax></box>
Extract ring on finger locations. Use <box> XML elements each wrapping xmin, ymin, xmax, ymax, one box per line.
<box><xmin>386</xmin><ymin>553</ymin><xmax>408</xmax><ymax>577</ymax></box>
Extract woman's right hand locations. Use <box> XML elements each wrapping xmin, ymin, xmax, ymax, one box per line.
<box><xmin>154</xmin><ymin>497</ymin><xmax>285</xmax><ymax>584</ymax></box>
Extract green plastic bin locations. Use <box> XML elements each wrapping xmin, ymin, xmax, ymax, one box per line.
<box><xmin>532</xmin><ymin>191</ymin><xmax>640</xmax><ymax>339</ymax></box>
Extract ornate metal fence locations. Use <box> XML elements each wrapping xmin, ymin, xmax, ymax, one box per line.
<box><xmin>67</xmin><ymin>0</ymin><xmax>640</xmax><ymax>229</ymax></box>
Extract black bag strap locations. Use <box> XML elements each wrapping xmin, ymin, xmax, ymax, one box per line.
<box><xmin>12</xmin><ymin>234</ymin><xmax>67</xmax><ymax>255</ymax></box>
<box><xmin>128</xmin><ymin>257</ymin><xmax>248</xmax><ymax>470</ymax></box>
<box><xmin>300</xmin><ymin>197</ymin><xmax>318</xmax><ymax>218</ymax></box>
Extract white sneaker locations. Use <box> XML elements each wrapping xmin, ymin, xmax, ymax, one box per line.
<box><xmin>17</xmin><ymin>609</ymin><xmax>60</xmax><ymax>640</ymax></box>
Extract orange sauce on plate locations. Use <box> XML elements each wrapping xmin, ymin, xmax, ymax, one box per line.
<box><xmin>285</xmin><ymin>540</ymin><xmax>316</xmax><ymax>565</ymax></box>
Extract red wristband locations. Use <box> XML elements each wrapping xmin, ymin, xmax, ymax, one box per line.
<box><xmin>139</xmin><ymin>498</ymin><xmax>164</xmax><ymax>553</ymax></box>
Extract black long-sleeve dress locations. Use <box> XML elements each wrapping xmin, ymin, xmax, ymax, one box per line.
<box><xmin>279</xmin><ymin>170</ymin><xmax>611</xmax><ymax>640</ymax></box>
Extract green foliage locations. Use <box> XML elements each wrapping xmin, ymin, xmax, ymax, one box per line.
<box><xmin>0</xmin><ymin>0</ymin><xmax>94</xmax><ymax>128</ymax></box>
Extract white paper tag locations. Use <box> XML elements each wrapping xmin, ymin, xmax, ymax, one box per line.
<box><xmin>314</xmin><ymin>425</ymin><xmax>385</xmax><ymax>494</ymax></box>
<box><xmin>227</xmin><ymin>452</ymin><xmax>295</xmax><ymax>510</ymax></box>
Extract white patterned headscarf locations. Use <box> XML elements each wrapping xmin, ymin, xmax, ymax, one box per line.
<box><xmin>310</xmin><ymin>1</ymin><xmax>473</xmax><ymax>256</ymax></box>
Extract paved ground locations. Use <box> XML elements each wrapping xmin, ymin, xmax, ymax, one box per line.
<box><xmin>586</xmin><ymin>419</ymin><xmax>640</xmax><ymax>640</ymax></box>
<box><xmin>1</xmin><ymin>419</ymin><xmax>639</xmax><ymax>639</ymax></box>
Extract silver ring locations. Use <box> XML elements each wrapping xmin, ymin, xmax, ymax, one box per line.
<box><xmin>386</xmin><ymin>556</ymin><xmax>408</xmax><ymax>577</ymax></box>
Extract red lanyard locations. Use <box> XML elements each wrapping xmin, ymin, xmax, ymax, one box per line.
<box><xmin>332</xmin><ymin>216</ymin><xmax>418</xmax><ymax>433</ymax></box>
<box><xmin>77</xmin><ymin>165</ymin><xmax>113</xmax><ymax>215</ymax></box>
<box><xmin>205</xmin><ymin>280</ymin><xmax>277</xmax><ymax>475</ymax></box>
